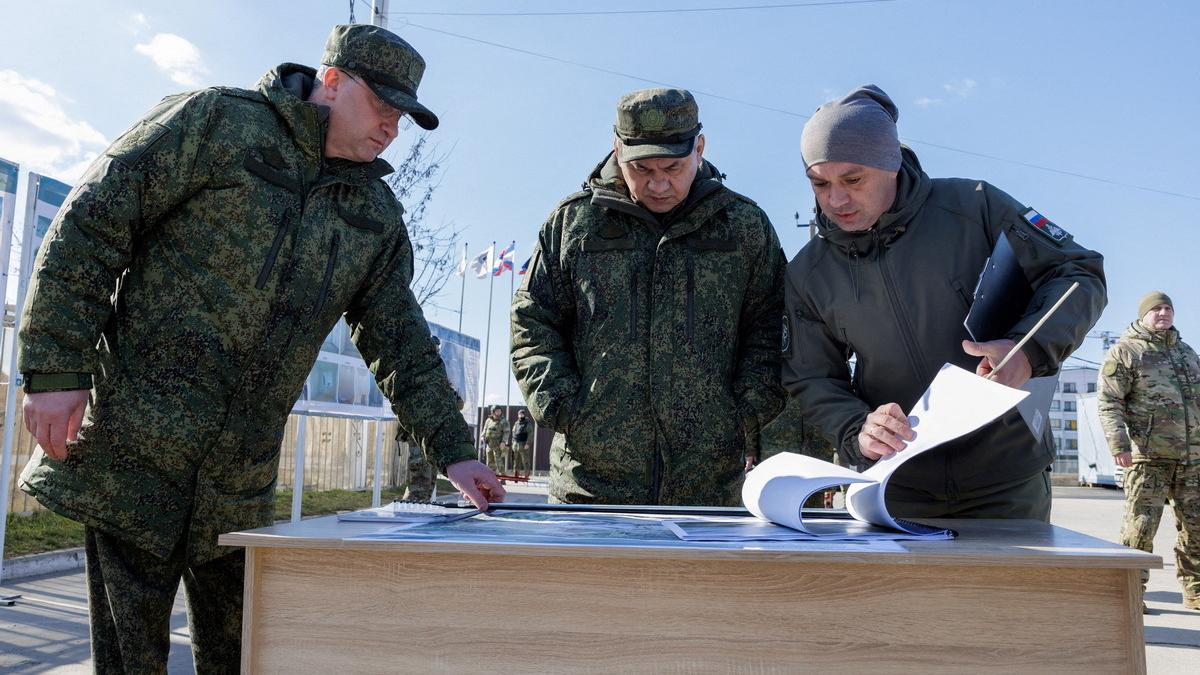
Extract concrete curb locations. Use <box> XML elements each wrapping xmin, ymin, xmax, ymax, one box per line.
<box><xmin>2</xmin><ymin>547</ymin><xmax>86</xmax><ymax>582</ymax></box>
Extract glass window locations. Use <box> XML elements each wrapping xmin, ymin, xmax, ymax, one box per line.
<box><xmin>1064</xmin><ymin>401</ymin><xmax>1076</xmax><ymax>412</ymax></box>
<box><xmin>1068</xmin><ymin>438</ymin><xmax>1078</xmax><ymax>449</ymax></box>
<box><xmin>1066</xmin><ymin>420</ymin><xmax>1078</xmax><ymax>430</ymax></box>
<box><xmin>1050</xmin><ymin>400</ymin><xmax>1061</xmax><ymax>411</ymax></box>
<box><xmin>1087</xmin><ymin>383</ymin><xmax>1096</xmax><ymax>393</ymax></box>
<box><xmin>1063</xmin><ymin>382</ymin><xmax>1077</xmax><ymax>393</ymax></box>
<box><xmin>1050</xmin><ymin>418</ymin><xmax>1062</xmax><ymax>429</ymax></box>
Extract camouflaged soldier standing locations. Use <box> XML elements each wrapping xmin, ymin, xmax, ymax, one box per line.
<box><xmin>481</xmin><ymin>406</ymin><xmax>511</xmax><ymax>473</ymax></box>
<box><xmin>18</xmin><ymin>24</ymin><xmax>503</xmax><ymax>673</ymax></box>
<box><xmin>1098</xmin><ymin>292</ymin><xmax>1200</xmax><ymax>611</ymax></box>
<box><xmin>511</xmin><ymin>88</ymin><xmax>787</xmax><ymax>505</ymax></box>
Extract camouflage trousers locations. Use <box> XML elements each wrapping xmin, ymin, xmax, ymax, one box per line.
<box><xmin>402</xmin><ymin>443</ymin><xmax>435</xmax><ymax>501</ymax></box>
<box><xmin>1120</xmin><ymin>460</ymin><xmax>1200</xmax><ymax>598</ymax></box>
<box><xmin>884</xmin><ymin>468</ymin><xmax>1052</xmax><ymax>521</ymax></box>
<box><xmin>84</xmin><ymin>527</ymin><xmax>243</xmax><ymax>674</ymax></box>
<box><xmin>484</xmin><ymin>440</ymin><xmax>506</xmax><ymax>473</ymax></box>
<box><xmin>510</xmin><ymin>441</ymin><xmax>531</xmax><ymax>473</ymax></box>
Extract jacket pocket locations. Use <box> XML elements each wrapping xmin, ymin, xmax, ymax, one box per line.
<box><xmin>255</xmin><ymin>211</ymin><xmax>292</xmax><ymax>290</ymax></box>
<box><xmin>312</xmin><ymin>231</ymin><xmax>340</xmax><ymax>316</ymax></box>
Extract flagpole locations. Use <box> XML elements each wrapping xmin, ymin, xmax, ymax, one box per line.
<box><xmin>476</xmin><ymin>242</ymin><xmax>496</xmax><ymax>464</ymax></box>
<box><xmin>505</xmin><ymin>251</ymin><xmax>514</xmax><ymax>473</ymax></box>
<box><xmin>457</xmin><ymin>241</ymin><xmax>467</xmax><ymax>333</ymax></box>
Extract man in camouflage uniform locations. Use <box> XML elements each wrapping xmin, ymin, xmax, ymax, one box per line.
<box><xmin>510</xmin><ymin>408</ymin><xmax>533</xmax><ymax>475</ymax></box>
<box><xmin>18</xmin><ymin>24</ymin><xmax>503</xmax><ymax>672</ymax></box>
<box><xmin>511</xmin><ymin>88</ymin><xmax>786</xmax><ymax>505</ymax></box>
<box><xmin>1098</xmin><ymin>291</ymin><xmax>1200</xmax><ymax>611</ymax></box>
<box><xmin>481</xmin><ymin>406</ymin><xmax>511</xmax><ymax>473</ymax></box>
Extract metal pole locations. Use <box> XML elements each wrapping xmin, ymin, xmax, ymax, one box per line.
<box><xmin>371</xmin><ymin>418</ymin><xmax>384</xmax><ymax>507</ymax></box>
<box><xmin>505</xmin><ymin>266</ymin><xmax>513</xmax><ymax>473</ymax></box>
<box><xmin>0</xmin><ymin>176</ymin><xmax>41</xmax><ymax>591</ymax></box>
<box><xmin>370</xmin><ymin>0</ymin><xmax>389</xmax><ymax>28</ymax></box>
<box><xmin>475</xmin><ymin>243</ymin><xmax>495</xmax><ymax>462</ymax></box>
<box><xmin>290</xmin><ymin>416</ymin><xmax>307</xmax><ymax>523</ymax></box>
<box><xmin>457</xmin><ymin>242</ymin><xmax>467</xmax><ymax>333</ymax></box>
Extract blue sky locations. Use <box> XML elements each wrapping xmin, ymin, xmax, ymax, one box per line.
<box><xmin>2</xmin><ymin>0</ymin><xmax>1197</xmax><ymax>404</ymax></box>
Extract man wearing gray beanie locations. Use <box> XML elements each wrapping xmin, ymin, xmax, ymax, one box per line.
<box><xmin>783</xmin><ymin>84</ymin><xmax>1108</xmax><ymax>520</ymax></box>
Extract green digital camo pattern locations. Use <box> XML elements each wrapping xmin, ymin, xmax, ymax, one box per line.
<box><xmin>18</xmin><ymin>63</ymin><xmax>475</xmax><ymax>564</ymax></box>
<box><xmin>402</xmin><ymin>441</ymin><xmax>435</xmax><ymax>501</ymax></box>
<box><xmin>613</xmin><ymin>88</ymin><xmax>700</xmax><ymax>161</ymax></box>
<box><xmin>511</xmin><ymin>153</ymin><xmax>786</xmax><ymax>506</ymax></box>
<box><xmin>85</xmin><ymin>527</ymin><xmax>243</xmax><ymax>673</ymax></box>
<box><xmin>320</xmin><ymin>24</ymin><xmax>438</xmax><ymax>131</ymax></box>
<box><xmin>1097</xmin><ymin>321</ymin><xmax>1200</xmax><ymax>460</ymax></box>
<box><xmin>758</xmin><ymin>395</ymin><xmax>837</xmax><ymax>463</ymax></box>
<box><xmin>1119</xmin><ymin>461</ymin><xmax>1200</xmax><ymax>599</ymax></box>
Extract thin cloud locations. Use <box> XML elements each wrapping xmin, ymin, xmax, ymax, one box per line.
<box><xmin>943</xmin><ymin>78</ymin><xmax>977</xmax><ymax>98</ymax></box>
<box><xmin>134</xmin><ymin>33</ymin><xmax>207</xmax><ymax>87</ymax></box>
<box><xmin>129</xmin><ymin>12</ymin><xmax>150</xmax><ymax>33</ymax></box>
<box><xmin>914</xmin><ymin>96</ymin><xmax>942</xmax><ymax>108</ymax></box>
<box><xmin>0</xmin><ymin>69</ymin><xmax>107</xmax><ymax>182</ymax></box>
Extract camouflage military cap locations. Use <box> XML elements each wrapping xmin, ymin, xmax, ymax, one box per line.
<box><xmin>322</xmin><ymin>24</ymin><xmax>439</xmax><ymax>130</ymax></box>
<box><xmin>613</xmin><ymin>88</ymin><xmax>702</xmax><ymax>161</ymax></box>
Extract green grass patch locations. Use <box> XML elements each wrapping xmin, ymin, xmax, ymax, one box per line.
<box><xmin>5</xmin><ymin>480</ymin><xmax>461</xmax><ymax>558</ymax></box>
<box><xmin>4</xmin><ymin>510</ymin><xmax>86</xmax><ymax>557</ymax></box>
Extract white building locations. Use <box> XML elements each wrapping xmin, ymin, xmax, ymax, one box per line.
<box><xmin>1049</xmin><ymin>366</ymin><xmax>1099</xmax><ymax>474</ymax></box>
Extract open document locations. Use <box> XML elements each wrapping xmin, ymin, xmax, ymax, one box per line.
<box><xmin>666</xmin><ymin>364</ymin><xmax>1028</xmax><ymax>542</ymax></box>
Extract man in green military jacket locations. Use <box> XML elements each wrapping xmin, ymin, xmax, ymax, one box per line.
<box><xmin>784</xmin><ymin>84</ymin><xmax>1106</xmax><ymax>520</ymax></box>
<box><xmin>1098</xmin><ymin>291</ymin><xmax>1200</xmax><ymax>611</ymax></box>
<box><xmin>481</xmin><ymin>406</ymin><xmax>511</xmax><ymax>473</ymax></box>
<box><xmin>18</xmin><ymin>24</ymin><xmax>503</xmax><ymax>672</ymax></box>
<box><xmin>511</xmin><ymin>88</ymin><xmax>787</xmax><ymax>506</ymax></box>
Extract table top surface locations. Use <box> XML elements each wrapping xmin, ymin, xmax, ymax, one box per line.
<box><xmin>218</xmin><ymin>506</ymin><xmax>1161</xmax><ymax>569</ymax></box>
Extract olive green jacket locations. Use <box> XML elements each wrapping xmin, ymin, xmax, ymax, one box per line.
<box><xmin>511</xmin><ymin>154</ymin><xmax>786</xmax><ymax>505</ymax></box>
<box><xmin>1097</xmin><ymin>322</ymin><xmax>1200</xmax><ymax>461</ymax></box>
<box><xmin>783</xmin><ymin>147</ymin><xmax>1107</xmax><ymax>496</ymax></box>
<box><xmin>19</xmin><ymin>64</ymin><xmax>474</xmax><ymax>563</ymax></box>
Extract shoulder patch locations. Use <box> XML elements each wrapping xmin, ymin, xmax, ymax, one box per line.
<box><xmin>781</xmin><ymin>312</ymin><xmax>792</xmax><ymax>355</ymax></box>
<box><xmin>1102</xmin><ymin>361</ymin><xmax>1118</xmax><ymax>377</ymax></box>
<box><xmin>1021</xmin><ymin>208</ymin><xmax>1071</xmax><ymax>244</ymax></box>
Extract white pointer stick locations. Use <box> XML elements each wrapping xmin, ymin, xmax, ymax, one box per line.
<box><xmin>986</xmin><ymin>281</ymin><xmax>1080</xmax><ymax>381</ymax></box>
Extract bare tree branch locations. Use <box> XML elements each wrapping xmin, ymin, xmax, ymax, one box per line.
<box><xmin>386</xmin><ymin>134</ymin><xmax>462</xmax><ymax>307</ymax></box>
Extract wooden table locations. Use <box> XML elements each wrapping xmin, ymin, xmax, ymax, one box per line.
<box><xmin>219</xmin><ymin>510</ymin><xmax>1160</xmax><ymax>674</ymax></box>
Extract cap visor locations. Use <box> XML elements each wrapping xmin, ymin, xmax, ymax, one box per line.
<box><xmin>369</xmin><ymin>81</ymin><xmax>440</xmax><ymax>130</ymax></box>
<box><xmin>617</xmin><ymin>137</ymin><xmax>695</xmax><ymax>162</ymax></box>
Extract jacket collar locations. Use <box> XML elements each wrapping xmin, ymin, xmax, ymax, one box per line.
<box><xmin>585</xmin><ymin>152</ymin><xmax>730</xmax><ymax>238</ymax></box>
<box><xmin>814</xmin><ymin>145</ymin><xmax>933</xmax><ymax>256</ymax></box>
<box><xmin>1125</xmin><ymin>320</ymin><xmax>1180</xmax><ymax>347</ymax></box>
<box><xmin>256</xmin><ymin>63</ymin><xmax>394</xmax><ymax>186</ymax></box>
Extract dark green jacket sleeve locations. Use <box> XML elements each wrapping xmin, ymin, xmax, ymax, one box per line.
<box><xmin>19</xmin><ymin>91</ymin><xmax>218</xmax><ymax>378</ymax></box>
<box><xmin>510</xmin><ymin>209</ymin><xmax>581</xmax><ymax>432</ymax></box>
<box><xmin>730</xmin><ymin>210</ymin><xmax>787</xmax><ymax>438</ymax></box>
<box><xmin>346</xmin><ymin>212</ymin><xmax>475</xmax><ymax>472</ymax></box>
<box><xmin>983</xmin><ymin>183</ymin><xmax>1108</xmax><ymax>377</ymax></box>
<box><xmin>781</xmin><ymin>264</ymin><xmax>872</xmax><ymax>468</ymax></box>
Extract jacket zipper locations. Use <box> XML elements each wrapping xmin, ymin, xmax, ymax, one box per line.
<box><xmin>629</xmin><ymin>269</ymin><xmax>639</xmax><ymax>340</ymax></box>
<box><xmin>685</xmin><ymin>255</ymin><xmax>695</xmax><ymax>341</ymax></box>
<box><xmin>848</xmin><ymin>243</ymin><xmax>861</xmax><ymax>303</ymax></box>
<box><xmin>255</xmin><ymin>211</ymin><xmax>293</xmax><ymax>290</ymax></box>
<box><xmin>1167</xmin><ymin>342</ymin><xmax>1192</xmax><ymax>447</ymax></box>
<box><xmin>876</xmin><ymin>232</ymin><xmax>926</xmax><ymax>381</ymax></box>
<box><xmin>312</xmin><ymin>231</ymin><xmax>339</xmax><ymax>316</ymax></box>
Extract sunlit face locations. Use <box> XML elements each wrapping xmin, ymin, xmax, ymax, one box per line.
<box><xmin>616</xmin><ymin>135</ymin><xmax>706</xmax><ymax>213</ymax></box>
<box><xmin>1140</xmin><ymin>303</ymin><xmax>1174</xmax><ymax>331</ymax></box>
<box><xmin>806</xmin><ymin>161</ymin><xmax>899</xmax><ymax>232</ymax></box>
<box><xmin>321</xmin><ymin>69</ymin><xmax>404</xmax><ymax>162</ymax></box>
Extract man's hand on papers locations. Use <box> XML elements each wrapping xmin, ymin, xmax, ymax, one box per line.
<box><xmin>962</xmin><ymin>339</ymin><xmax>1032</xmax><ymax>389</ymax></box>
<box><xmin>1114</xmin><ymin>451</ymin><xmax>1133</xmax><ymax>468</ymax></box>
<box><xmin>857</xmin><ymin>403</ymin><xmax>916</xmax><ymax>461</ymax></box>
<box><xmin>23</xmin><ymin>389</ymin><xmax>90</xmax><ymax>460</ymax></box>
<box><xmin>446</xmin><ymin>460</ymin><xmax>507</xmax><ymax>510</ymax></box>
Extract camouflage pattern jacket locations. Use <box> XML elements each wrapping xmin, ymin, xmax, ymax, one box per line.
<box><xmin>784</xmin><ymin>147</ymin><xmax>1107</xmax><ymax>495</ymax></box>
<box><xmin>1097</xmin><ymin>322</ymin><xmax>1200</xmax><ymax>461</ymax></box>
<box><xmin>19</xmin><ymin>64</ymin><xmax>474</xmax><ymax>564</ymax></box>
<box><xmin>482</xmin><ymin>417</ymin><xmax>510</xmax><ymax>445</ymax></box>
<box><xmin>511</xmin><ymin>153</ymin><xmax>786</xmax><ymax>505</ymax></box>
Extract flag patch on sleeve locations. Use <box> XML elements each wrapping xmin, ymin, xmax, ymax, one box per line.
<box><xmin>1022</xmin><ymin>209</ymin><xmax>1070</xmax><ymax>243</ymax></box>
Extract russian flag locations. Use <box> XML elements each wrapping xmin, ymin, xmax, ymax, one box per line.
<box><xmin>493</xmin><ymin>241</ymin><xmax>516</xmax><ymax>276</ymax></box>
<box><xmin>518</xmin><ymin>255</ymin><xmax>532</xmax><ymax>275</ymax></box>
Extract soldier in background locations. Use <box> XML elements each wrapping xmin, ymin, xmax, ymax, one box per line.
<box><xmin>1098</xmin><ymin>291</ymin><xmax>1200</xmax><ymax>612</ymax></box>
<box><xmin>481</xmin><ymin>406</ymin><xmax>511</xmax><ymax>474</ymax></box>
<box><xmin>511</xmin><ymin>408</ymin><xmax>533</xmax><ymax>476</ymax></box>
<box><xmin>512</xmin><ymin>88</ymin><xmax>786</xmax><ymax>505</ymax></box>
<box><xmin>17</xmin><ymin>24</ymin><xmax>502</xmax><ymax>671</ymax></box>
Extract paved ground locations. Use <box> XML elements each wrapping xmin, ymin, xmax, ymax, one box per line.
<box><xmin>1</xmin><ymin>483</ymin><xmax>1197</xmax><ymax>673</ymax></box>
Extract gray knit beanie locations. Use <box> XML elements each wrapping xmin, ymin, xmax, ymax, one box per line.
<box><xmin>801</xmin><ymin>84</ymin><xmax>901</xmax><ymax>171</ymax></box>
